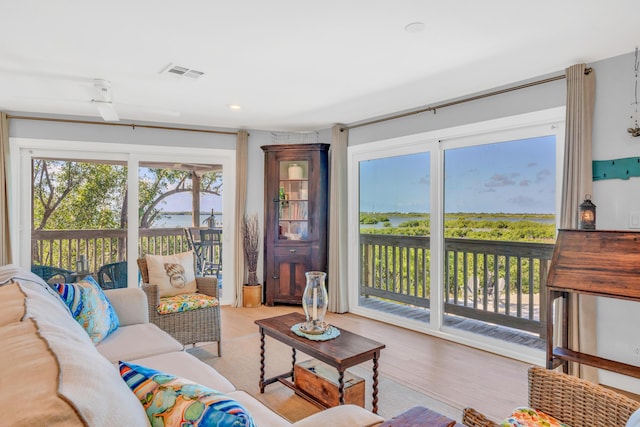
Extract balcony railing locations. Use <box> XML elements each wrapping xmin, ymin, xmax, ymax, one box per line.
<box><xmin>31</xmin><ymin>228</ymin><xmax>191</xmax><ymax>272</ymax></box>
<box><xmin>360</xmin><ymin>234</ymin><xmax>555</xmax><ymax>338</ymax></box>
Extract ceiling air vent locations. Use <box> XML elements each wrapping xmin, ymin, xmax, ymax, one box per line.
<box><xmin>160</xmin><ymin>63</ymin><xmax>205</xmax><ymax>79</ymax></box>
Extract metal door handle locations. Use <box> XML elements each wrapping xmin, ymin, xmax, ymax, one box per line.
<box><xmin>289</xmin><ymin>249</ymin><xmax>296</xmax><ymax>253</ymax></box>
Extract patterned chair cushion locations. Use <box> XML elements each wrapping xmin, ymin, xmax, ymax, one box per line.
<box><xmin>120</xmin><ymin>361</ymin><xmax>256</xmax><ymax>427</ymax></box>
<box><xmin>157</xmin><ymin>293</ymin><xmax>219</xmax><ymax>315</ymax></box>
<box><xmin>500</xmin><ymin>407</ymin><xmax>571</xmax><ymax>427</ymax></box>
<box><xmin>52</xmin><ymin>276</ymin><xmax>120</xmax><ymax>344</ymax></box>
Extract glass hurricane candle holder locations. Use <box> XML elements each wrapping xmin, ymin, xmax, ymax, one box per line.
<box><xmin>301</xmin><ymin>271</ymin><xmax>328</xmax><ymax>334</ymax></box>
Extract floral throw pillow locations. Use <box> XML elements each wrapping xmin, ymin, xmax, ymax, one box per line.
<box><xmin>500</xmin><ymin>407</ymin><xmax>571</xmax><ymax>427</ymax></box>
<box><xmin>52</xmin><ymin>276</ymin><xmax>120</xmax><ymax>344</ymax></box>
<box><xmin>119</xmin><ymin>361</ymin><xmax>256</xmax><ymax>427</ymax></box>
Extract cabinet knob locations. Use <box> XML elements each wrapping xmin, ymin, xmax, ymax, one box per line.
<box><xmin>273</xmin><ymin>275</ymin><xmax>279</xmax><ymax>279</ymax></box>
<box><xmin>289</xmin><ymin>249</ymin><xmax>296</xmax><ymax>253</ymax></box>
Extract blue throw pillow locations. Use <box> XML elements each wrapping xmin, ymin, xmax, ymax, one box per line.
<box><xmin>119</xmin><ymin>361</ymin><xmax>256</xmax><ymax>427</ymax></box>
<box><xmin>52</xmin><ymin>276</ymin><xmax>119</xmax><ymax>343</ymax></box>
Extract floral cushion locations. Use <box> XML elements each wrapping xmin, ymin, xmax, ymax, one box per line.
<box><xmin>500</xmin><ymin>407</ymin><xmax>571</xmax><ymax>427</ymax></box>
<box><xmin>52</xmin><ymin>276</ymin><xmax>120</xmax><ymax>344</ymax></box>
<box><xmin>119</xmin><ymin>361</ymin><xmax>256</xmax><ymax>427</ymax></box>
<box><xmin>157</xmin><ymin>293</ymin><xmax>219</xmax><ymax>315</ymax></box>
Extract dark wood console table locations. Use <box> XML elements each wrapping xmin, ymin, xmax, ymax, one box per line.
<box><xmin>255</xmin><ymin>312</ymin><xmax>385</xmax><ymax>413</ymax></box>
<box><xmin>546</xmin><ymin>229</ymin><xmax>640</xmax><ymax>377</ymax></box>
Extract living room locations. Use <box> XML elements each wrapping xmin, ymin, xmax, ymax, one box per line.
<box><xmin>2</xmin><ymin>2</ymin><xmax>640</xmax><ymax>426</ymax></box>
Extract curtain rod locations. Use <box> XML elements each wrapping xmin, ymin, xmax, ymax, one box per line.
<box><xmin>344</xmin><ymin>68</ymin><xmax>592</xmax><ymax>131</ymax></box>
<box><xmin>6</xmin><ymin>115</ymin><xmax>238</xmax><ymax>136</ymax></box>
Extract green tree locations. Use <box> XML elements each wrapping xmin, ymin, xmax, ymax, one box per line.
<box><xmin>33</xmin><ymin>160</ymin><xmax>222</xmax><ymax>231</ymax></box>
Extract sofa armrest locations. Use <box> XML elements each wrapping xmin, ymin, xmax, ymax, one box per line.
<box><xmin>104</xmin><ymin>288</ymin><xmax>149</xmax><ymax>326</ymax></box>
<box><xmin>291</xmin><ymin>405</ymin><xmax>384</xmax><ymax>427</ymax></box>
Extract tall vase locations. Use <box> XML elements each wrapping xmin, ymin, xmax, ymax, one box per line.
<box><xmin>302</xmin><ymin>271</ymin><xmax>328</xmax><ymax>334</ymax></box>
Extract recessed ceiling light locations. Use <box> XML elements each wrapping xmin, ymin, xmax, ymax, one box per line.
<box><xmin>404</xmin><ymin>22</ymin><xmax>426</xmax><ymax>34</ymax></box>
<box><xmin>227</xmin><ymin>104</ymin><xmax>241</xmax><ymax>110</ymax></box>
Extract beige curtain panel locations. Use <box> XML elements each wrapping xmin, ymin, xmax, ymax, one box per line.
<box><xmin>558</xmin><ymin>63</ymin><xmax>597</xmax><ymax>381</ymax></box>
<box><xmin>233</xmin><ymin>130</ymin><xmax>249</xmax><ymax>307</ymax></box>
<box><xmin>0</xmin><ymin>112</ymin><xmax>11</xmax><ymax>265</ymax></box>
<box><xmin>327</xmin><ymin>125</ymin><xmax>349</xmax><ymax>313</ymax></box>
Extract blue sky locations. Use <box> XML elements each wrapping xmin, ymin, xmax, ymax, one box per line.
<box><xmin>359</xmin><ymin>135</ymin><xmax>556</xmax><ymax>214</ymax></box>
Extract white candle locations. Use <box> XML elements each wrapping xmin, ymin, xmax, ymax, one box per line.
<box><xmin>312</xmin><ymin>287</ymin><xmax>318</xmax><ymax>321</ymax></box>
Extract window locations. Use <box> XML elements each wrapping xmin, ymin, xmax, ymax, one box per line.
<box><xmin>11</xmin><ymin>139</ymin><xmax>236</xmax><ymax>304</ymax></box>
<box><xmin>348</xmin><ymin>108</ymin><xmax>565</xmax><ymax>362</ymax></box>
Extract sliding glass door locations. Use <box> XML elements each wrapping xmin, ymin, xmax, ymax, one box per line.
<box><xmin>12</xmin><ymin>138</ymin><xmax>235</xmax><ymax>303</ymax></box>
<box><xmin>348</xmin><ymin>108</ymin><xmax>565</xmax><ymax>361</ymax></box>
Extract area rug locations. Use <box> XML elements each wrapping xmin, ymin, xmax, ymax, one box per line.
<box><xmin>188</xmin><ymin>332</ymin><xmax>462</xmax><ymax>423</ymax></box>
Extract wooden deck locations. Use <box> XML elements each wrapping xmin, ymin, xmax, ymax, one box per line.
<box><xmin>358</xmin><ymin>296</ymin><xmax>545</xmax><ymax>350</ymax></box>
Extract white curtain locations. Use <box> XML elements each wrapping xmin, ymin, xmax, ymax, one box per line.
<box><xmin>233</xmin><ymin>130</ymin><xmax>248</xmax><ymax>307</ymax></box>
<box><xmin>0</xmin><ymin>113</ymin><xmax>11</xmax><ymax>265</ymax></box>
<box><xmin>558</xmin><ymin>63</ymin><xmax>597</xmax><ymax>381</ymax></box>
<box><xmin>327</xmin><ymin>125</ymin><xmax>349</xmax><ymax>312</ymax></box>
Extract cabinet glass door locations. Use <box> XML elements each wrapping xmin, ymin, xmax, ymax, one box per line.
<box><xmin>278</xmin><ymin>160</ymin><xmax>309</xmax><ymax>240</ymax></box>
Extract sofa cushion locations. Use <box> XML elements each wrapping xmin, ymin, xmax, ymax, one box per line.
<box><xmin>226</xmin><ymin>391</ymin><xmax>290</xmax><ymax>427</ymax></box>
<box><xmin>290</xmin><ymin>404</ymin><xmax>385</xmax><ymax>427</ymax></box>
<box><xmin>0</xmin><ymin>282</ymin><xmax>26</xmax><ymax>326</ymax></box>
<box><xmin>0</xmin><ymin>264</ymin><xmax>72</xmax><ymax>315</ymax></box>
<box><xmin>1</xmin><ymin>315</ymin><xmax>149</xmax><ymax>426</ymax></box>
<box><xmin>52</xmin><ymin>277</ymin><xmax>120</xmax><ymax>344</ymax></box>
<box><xmin>0</xmin><ymin>319</ymin><xmax>85</xmax><ymax>426</ymax></box>
<box><xmin>19</xmin><ymin>280</ymin><xmax>93</xmax><ymax>346</ymax></box>
<box><xmin>97</xmin><ymin>322</ymin><xmax>183</xmax><ymax>363</ymax></box>
<box><xmin>500</xmin><ymin>407</ymin><xmax>571</xmax><ymax>427</ymax></box>
<box><xmin>157</xmin><ymin>292</ymin><xmax>219</xmax><ymax>314</ymax></box>
<box><xmin>129</xmin><ymin>351</ymin><xmax>236</xmax><ymax>394</ymax></box>
<box><xmin>120</xmin><ymin>361</ymin><xmax>256</xmax><ymax>427</ymax></box>
<box><xmin>146</xmin><ymin>251</ymin><xmax>197</xmax><ymax>297</ymax></box>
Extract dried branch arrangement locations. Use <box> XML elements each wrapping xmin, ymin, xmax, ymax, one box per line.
<box><xmin>242</xmin><ymin>214</ymin><xmax>260</xmax><ymax>286</ymax></box>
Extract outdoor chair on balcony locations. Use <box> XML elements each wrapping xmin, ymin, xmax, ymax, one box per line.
<box><xmin>96</xmin><ymin>261</ymin><xmax>128</xmax><ymax>290</ymax></box>
<box><xmin>137</xmin><ymin>252</ymin><xmax>221</xmax><ymax>355</ymax></box>
<box><xmin>199</xmin><ymin>228</ymin><xmax>222</xmax><ymax>277</ymax></box>
<box><xmin>31</xmin><ymin>265</ymin><xmax>74</xmax><ymax>285</ymax></box>
<box><xmin>183</xmin><ymin>227</ymin><xmax>203</xmax><ymax>272</ymax></box>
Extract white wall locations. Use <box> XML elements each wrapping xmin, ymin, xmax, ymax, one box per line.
<box><xmin>590</xmin><ymin>51</ymin><xmax>640</xmax><ymax>393</ymax></box>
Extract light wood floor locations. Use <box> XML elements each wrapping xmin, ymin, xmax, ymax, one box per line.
<box><xmin>220</xmin><ymin>304</ymin><xmax>531</xmax><ymax>421</ymax></box>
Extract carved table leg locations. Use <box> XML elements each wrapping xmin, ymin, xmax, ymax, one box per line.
<box><xmin>372</xmin><ymin>352</ymin><xmax>380</xmax><ymax>414</ymax></box>
<box><xmin>338</xmin><ymin>369</ymin><xmax>345</xmax><ymax>405</ymax></box>
<box><xmin>291</xmin><ymin>348</ymin><xmax>297</xmax><ymax>380</ymax></box>
<box><xmin>259</xmin><ymin>328</ymin><xmax>266</xmax><ymax>393</ymax></box>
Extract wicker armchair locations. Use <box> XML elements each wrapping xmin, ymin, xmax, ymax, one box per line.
<box><xmin>137</xmin><ymin>258</ymin><xmax>221</xmax><ymax>355</ymax></box>
<box><xmin>462</xmin><ymin>366</ymin><xmax>640</xmax><ymax>427</ymax></box>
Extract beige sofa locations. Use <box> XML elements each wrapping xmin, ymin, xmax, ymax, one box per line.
<box><xmin>0</xmin><ymin>265</ymin><xmax>384</xmax><ymax>427</ymax></box>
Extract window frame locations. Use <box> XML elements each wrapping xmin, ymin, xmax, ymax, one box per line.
<box><xmin>10</xmin><ymin>138</ymin><xmax>237</xmax><ymax>305</ymax></box>
<box><xmin>347</xmin><ymin>107</ymin><xmax>565</xmax><ymax>364</ymax></box>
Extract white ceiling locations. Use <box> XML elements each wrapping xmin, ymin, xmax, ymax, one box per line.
<box><xmin>1</xmin><ymin>1</ymin><xmax>639</xmax><ymax>131</ymax></box>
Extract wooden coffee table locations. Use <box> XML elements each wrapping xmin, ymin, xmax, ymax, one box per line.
<box><xmin>255</xmin><ymin>312</ymin><xmax>386</xmax><ymax>413</ymax></box>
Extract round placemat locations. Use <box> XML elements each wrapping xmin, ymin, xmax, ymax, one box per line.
<box><xmin>291</xmin><ymin>323</ymin><xmax>341</xmax><ymax>341</ymax></box>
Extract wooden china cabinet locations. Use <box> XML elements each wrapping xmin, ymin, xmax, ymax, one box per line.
<box><xmin>261</xmin><ymin>143</ymin><xmax>329</xmax><ymax>306</ymax></box>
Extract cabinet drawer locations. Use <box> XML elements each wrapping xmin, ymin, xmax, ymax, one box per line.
<box><xmin>274</xmin><ymin>246</ymin><xmax>311</xmax><ymax>257</ymax></box>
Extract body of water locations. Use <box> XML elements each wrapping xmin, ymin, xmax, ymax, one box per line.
<box><xmin>154</xmin><ymin>213</ymin><xmax>223</xmax><ymax>229</ymax></box>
